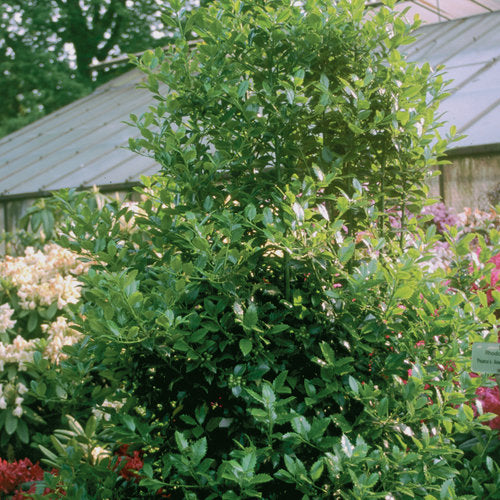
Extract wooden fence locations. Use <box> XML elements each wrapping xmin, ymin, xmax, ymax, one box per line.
<box><xmin>439</xmin><ymin>153</ymin><xmax>500</xmax><ymax>212</ymax></box>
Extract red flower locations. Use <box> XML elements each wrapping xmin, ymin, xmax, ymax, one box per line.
<box><xmin>112</xmin><ymin>445</ymin><xmax>168</xmax><ymax>495</ymax></box>
<box><xmin>0</xmin><ymin>458</ymin><xmax>44</xmax><ymax>495</ymax></box>
<box><xmin>113</xmin><ymin>445</ymin><xmax>144</xmax><ymax>482</ymax></box>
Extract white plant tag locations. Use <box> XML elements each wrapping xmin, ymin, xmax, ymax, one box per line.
<box><xmin>472</xmin><ymin>343</ymin><xmax>500</xmax><ymax>374</ymax></box>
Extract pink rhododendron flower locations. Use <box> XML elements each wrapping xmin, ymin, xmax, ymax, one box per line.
<box><xmin>488</xmin><ymin>252</ymin><xmax>500</xmax><ymax>305</ymax></box>
<box><xmin>475</xmin><ymin>384</ymin><xmax>500</xmax><ymax>431</ymax></box>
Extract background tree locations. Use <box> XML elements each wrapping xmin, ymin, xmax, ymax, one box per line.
<box><xmin>0</xmin><ymin>0</ymin><xmax>175</xmax><ymax>138</ymax></box>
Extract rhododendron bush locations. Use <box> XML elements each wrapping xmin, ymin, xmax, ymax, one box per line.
<box><xmin>0</xmin><ymin>209</ymin><xmax>148</xmax><ymax>496</ymax></box>
<box><xmin>3</xmin><ymin>0</ymin><xmax>500</xmax><ymax>497</ymax></box>
<box><xmin>0</xmin><ymin>243</ymin><xmax>88</xmax><ymax>454</ymax></box>
<box><xmin>420</xmin><ymin>203</ymin><xmax>499</xmax><ymax>274</ymax></box>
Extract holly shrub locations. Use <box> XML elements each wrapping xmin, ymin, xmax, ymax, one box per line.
<box><xmin>32</xmin><ymin>0</ymin><xmax>500</xmax><ymax>498</ymax></box>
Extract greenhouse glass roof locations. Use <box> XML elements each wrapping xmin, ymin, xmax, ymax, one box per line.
<box><xmin>369</xmin><ymin>0</ymin><xmax>500</xmax><ymax>23</ymax></box>
<box><xmin>0</xmin><ymin>70</ymin><xmax>159</xmax><ymax>199</ymax></box>
<box><xmin>405</xmin><ymin>9</ymin><xmax>500</xmax><ymax>154</ymax></box>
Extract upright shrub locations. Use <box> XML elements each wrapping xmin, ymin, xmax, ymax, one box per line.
<box><xmin>41</xmin><ymin>0</ymin><xmax>500</xmax><ymax>497</ymax></box>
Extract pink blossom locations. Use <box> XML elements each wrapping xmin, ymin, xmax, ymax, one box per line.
<box><xmin>475</xmin><ymin>385</ymin><xmax>500</xmax><ymax>431</ymax></box>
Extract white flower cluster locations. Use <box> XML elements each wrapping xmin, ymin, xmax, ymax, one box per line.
<box><xmin>0</xmin><ymin>381</ymin><xmax>28</xmax><ymax>418</ymax></box>
<box><xmin>0</xmin><ymin>336</ymin><xmax>36</xmax><ymax>371</ymax></box>
<box><xmin>0</xmin><ymin>303</ymin><xmax>16</xmax><ymax>333</ymax></box>
<box><xmin>0</xmin><ymin>244</ymin><xmax>87</xmax><ymax>371</ymax></box>
<box><xmin>0</xmin><ymin>316</ymin><xmax>82</xmax><ymax>370</ymax></box>
<box><xmin>42</xmin><ymin>316</ymin><xmax>82</xmax><ymax>364</ymax></box>
<box><xmin>92</xmin><ymin>398</ymin><xmax>125</xmax><ymax>421</ymax></box>
<box><xmin>0</xmin><ymin>244</ymin><xmax>89</xmax><ymax>310</ymax></box>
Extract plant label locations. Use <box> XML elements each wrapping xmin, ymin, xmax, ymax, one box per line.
<box><xmin>472</xmin><ymin>343</ymin><xmax>500</xmax><ymax>373</ymax></box>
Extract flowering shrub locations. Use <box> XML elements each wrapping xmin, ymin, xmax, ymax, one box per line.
<box><xmin>417</xmin><ymin>204</ymin><xmax>500</xmax><ymax>435</ymax></box>
<box><xmin>459</xmin><ymin>207</ymin><xmax>500</xmax><ymax>235</ymax></box>
<box><xmin>0</xmin><ymin>244</ymin><xmax>85</xmax><ymax>310</ymax></box>
<box><xmin>27</xmin><ymin>414</ymin><xmax>154</xmax><ymax>498</ymax></box>
<box><xmin>0</xmin><ymin>457</ymin><xmax>74</xmax><ymax>499</ymax></box>
<box><xmin>0</xmin><ymin>243</ymin><xmax>88</xmax><ymax>455</ymax></box>
<box><xmin>475</xmin><ymin>384</ymin><xmax>500</xmax><ymax>431</ymax></box>
<box><xmin>413</xmin><ymin>205</ymin><xmax>498</xmax><ymax>273</ymax></box>
<box><xmin>113</xmin><ymin>445</ymin><xmax>144</xmax><ymax>482</ymax></box>
<box><xmin>421</xmin><ymin>202</ymin><xmax>459</xmax><ymax>234</ymax></box>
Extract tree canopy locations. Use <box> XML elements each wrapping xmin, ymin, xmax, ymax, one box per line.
<box><xmin>0</xmin><ymin>0</ymin><xmax>170</xmax><ymax>137</ymax></box>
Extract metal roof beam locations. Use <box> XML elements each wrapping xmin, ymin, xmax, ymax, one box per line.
<box><xmin>467</xmin><ymin>0</ymin><xmax>493</xmax><ymax>11</ymax></box>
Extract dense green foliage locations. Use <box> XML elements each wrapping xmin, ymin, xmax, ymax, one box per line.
<box><xmin>129</xmin><ymin>0</ymin><xmax>449</xmax><ymax>234</ymax></box>
<box><xmin>13</xmin><ymin>0</ymin><xmax>500</xmax><ymax>497</ymax></box>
